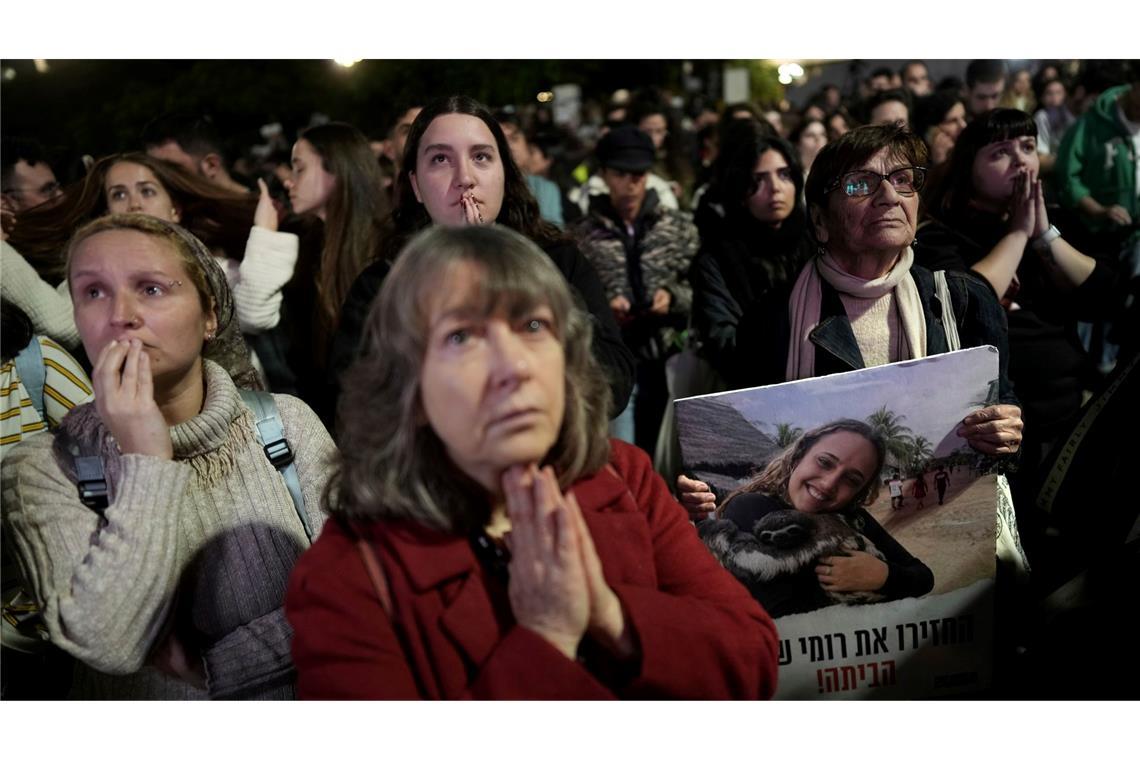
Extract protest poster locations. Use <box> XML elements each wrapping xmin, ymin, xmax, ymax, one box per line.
<box><xmin>676</xmin><ymin>347</ymin><xmax>1001</xmax><ymax>699</ymax></box>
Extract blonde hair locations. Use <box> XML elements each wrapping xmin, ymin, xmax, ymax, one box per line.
<box><xmin>66</xmin><ymin>213</ymin><xmax>262</xmax><ymax>390</ymax></box>
<box><xmin>331</xmin><ymin>224</ymin><xmax>611</xmax><ymax>532</ymax></box>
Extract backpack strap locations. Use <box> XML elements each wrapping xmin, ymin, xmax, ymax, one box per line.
<box><xmin>12</xmin><ymin>338</ymin><xmax>45</xmax><ymax>420</ymax></box>
<box><xmin>239</xmin><ymin>389</ymin><xmax>313</xmax><ymax>543</ymax></box>
<box><xmin>73</xmin><ymin>447</ymin><xmax>110</xmax><ymax>511</ymax></box>
<box><xmin>65</xmin><ymin>390</ymin><xmax>312</xmax><ymax>542</ymax></box>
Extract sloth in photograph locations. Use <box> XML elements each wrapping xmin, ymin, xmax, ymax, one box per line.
<box><xmin>700</xmin><ymin>510</ymin><xmax>888</xmax><ymax>607</ymax></box>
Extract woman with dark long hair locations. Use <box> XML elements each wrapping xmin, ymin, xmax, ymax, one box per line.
<box><xmin>4</xmin><ymin>153</ymin><xmax>265</xmax><ymax>365</ymax></box>
<box><xmin>689</xmin><ymin>121</ymin><xmax>815</xmax><ymax>386</ymax></box>
<box><xmin>330</xmin><ymin>95</ymin><xmax>633</xmax><ymax>425</ymax></box>
<box><xmin>236</xmin><ymin>122</ymin><xmax>388</xmax><ymax>423</ymax></box>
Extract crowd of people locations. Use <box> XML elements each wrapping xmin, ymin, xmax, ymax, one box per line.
<box><xmin>1</xmin><ymin>57</ymin><xmax>1138</xmax><ymax>700</ymax></box>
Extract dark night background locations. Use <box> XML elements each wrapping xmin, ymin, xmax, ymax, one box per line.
<box><xmin>1</xmin><ymin>59</ymin><xmax>718</xmax><ymax>181</ymax></box>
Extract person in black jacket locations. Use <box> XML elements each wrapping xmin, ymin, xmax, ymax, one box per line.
<box><xmin>700</xmin><ymin>419</ymin><xmax>933</xmax><ymax>618</ymax></box>
<box><xmin>916</xmin><ymin>108</ymin><xmax>1115</xmax><ymax>517</ymax></box>
<box><xmin>330</xmin><ymin>96</ymin><xmax>633</xmax><ymax>435</ymax></box>
<box><xmin>689</xmin><ymin>122</ymin><xmax>815</xmax><ymax>382</ymax></box>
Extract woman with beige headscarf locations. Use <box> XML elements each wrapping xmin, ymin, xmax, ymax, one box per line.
<box><xmin>2</xmin><ymin>214</ymin><xmax>334</xmax><ymax>699</ymax></box>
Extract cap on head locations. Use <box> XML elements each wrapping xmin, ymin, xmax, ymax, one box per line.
<box><xmin>595</xmin><ymin>126</ymin><xmax>655</xmax><ymax>173</ymax></box>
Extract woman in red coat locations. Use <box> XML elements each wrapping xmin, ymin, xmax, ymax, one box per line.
<box><xmin>285</xmin><ymin>224</ymin><xmax>779</xmax><ymax>699</ymax></box>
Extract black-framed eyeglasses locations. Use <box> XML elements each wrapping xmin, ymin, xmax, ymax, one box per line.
<box><xmin>826</xmin><ymin>166</ymin><xmax>927</xmax><ymax>198</ymax></box>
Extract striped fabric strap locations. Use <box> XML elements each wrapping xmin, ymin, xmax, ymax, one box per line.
<box><xmin>12</xmin><ymin>339</ymin><xmax>45</xmax><ymax>420</ymax></box>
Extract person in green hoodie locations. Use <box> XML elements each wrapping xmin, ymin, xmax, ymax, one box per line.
<box><xmin>1055</xmin><ymin>74</ymin><xmax>1139</xmax><ymax>375</ymax></box>
<box><xmin>1055</xmin><ymin>79</ymin><xmax>1139</xmax><ymax>246</ymax></box>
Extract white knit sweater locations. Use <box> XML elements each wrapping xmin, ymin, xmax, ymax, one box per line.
<box><xmin>1</xmin><ymin>241</ymin><xmax>81</xmax><ymax>351</ymax></box>
<box><xmin>1</xmin><ymin>360</ymin><xmax>334</xmax><ymax>698</ymax></box>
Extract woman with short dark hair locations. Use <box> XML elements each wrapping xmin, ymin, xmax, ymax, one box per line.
<box><xmin>917</xmin><ymin>108</ymin><xmax>1112</xmax><ymax>501</ymax></box>
<box><xmin>678</xmin><ymin>124</ymin><xmax>1022</xmax><ymax>517</ymax></box>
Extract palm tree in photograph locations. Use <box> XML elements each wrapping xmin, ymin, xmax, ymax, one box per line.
<box><xmin>773</xmin><ymin>422</ymin><xmax>804</xmax><ymax>448</ymax></box>
<box><xmin>908</xmin><ymin>434</ymin><xmax>934</xmax><ymax>476</ymax></box>
<box><xmin>866</xmin><ymin>406</ymin><xmax>915</xmax><ymax>472</ymax></box>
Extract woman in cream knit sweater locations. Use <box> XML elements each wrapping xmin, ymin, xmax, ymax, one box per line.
<box><xmin>1</xmin><ymin>214</ymin><xmax>334</xmax><ymax>699</ymax></box>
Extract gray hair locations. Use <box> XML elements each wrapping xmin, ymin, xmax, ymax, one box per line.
<box><xmin>331</xmin><ymin>224</ymin><xmax>611</xmax><ymax>533</ymax></box>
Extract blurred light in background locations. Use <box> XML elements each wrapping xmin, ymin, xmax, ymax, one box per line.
<box><xmin>2</xmin><ymin>68</ymin><xmax>16</xmax><ymax>82</ymax></box>
<box><xmin>536</xmin><ymin>91</ymin><xmax>553</xmax><ymax>103</ymax></box>
<box><xmin>34</xmin><ymin>60</ymin><xmax>49</xmax><ymax>74</ymax></box>
<box><xmin>333</xmin><ymin>59</ymin><xmax>361</xmax><ymax>68</ymax></box>
<box><xmin>777</xmin><ymin>62</ymin><xmax>805</xmax><ymax>86</ymax></box>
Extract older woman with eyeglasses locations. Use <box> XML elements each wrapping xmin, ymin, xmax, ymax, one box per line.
<box><xmin>740</xmin><ymin>123</ymin><xmax>1022</xmax><ymax>444</ymax></box>
<box><xmin>677</xmin><ymin>123</ymin><xmax>1022</xmax><ymax>521</ymax></box>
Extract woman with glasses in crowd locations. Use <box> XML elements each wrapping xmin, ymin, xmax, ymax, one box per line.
<box><xmin>739</xmin><ymin>123</ymin><xmax>1020</xmax><ymax>445</ymax></box>
<box><xmin>678</xmin><ymin>124</ymin><xmax>1022</xmax><ymax>518</ymax></box>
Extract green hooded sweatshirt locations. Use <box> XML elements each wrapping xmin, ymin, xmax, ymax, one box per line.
<box><xmin>1055</xmin><ymin>84</ymin><xmax>1138</xmax><ymax>234</ymax></box>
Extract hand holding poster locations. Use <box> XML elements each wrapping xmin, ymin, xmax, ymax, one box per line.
<box><xmin>676</xmin><ymin>347</ymin><xmax>1005</xmax><ymax>698</ymax></box>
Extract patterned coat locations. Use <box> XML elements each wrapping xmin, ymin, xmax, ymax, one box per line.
<box><xmin>573</xmin><ymin>191</ymin><xmax>698</xmax><ymax>319</ymax></box>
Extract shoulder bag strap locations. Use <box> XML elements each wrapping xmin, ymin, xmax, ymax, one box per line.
<box><xmin>934</xmin><ymin>270</ymin><xmax>962</xmax><ymax>351</ymax></box>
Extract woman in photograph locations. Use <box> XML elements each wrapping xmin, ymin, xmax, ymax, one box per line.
<box><xmin>699</xmin><ymin>419</ymin><xmax>933</xmax><ymax>618</ymax></box>
<box><xmin>286</xmin><ymin>224</ymin><xmax>779</xmax><ymax>699</ymax></box>
<box><xmin>2</xmin><ymin>214</ymin><xmax>334</xmax><ymax>698</ymax></box>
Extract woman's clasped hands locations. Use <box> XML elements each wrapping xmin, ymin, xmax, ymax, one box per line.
<box><xmin>502</xmin><ymin>465</ymin><xmax>635</xmax><ymax>662</ymax></box>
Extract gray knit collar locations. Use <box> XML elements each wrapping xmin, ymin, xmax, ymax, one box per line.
<box><xmin>169</xmin><ymin>359</ymin><xmax>245</xmax><ymax>460</ymax></box>
<box><xmin>55</xmin><ymin>359</ymin><xmax>255</xmax><ymax>493</ymax></box>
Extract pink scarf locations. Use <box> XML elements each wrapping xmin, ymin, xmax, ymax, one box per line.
<box><xmin>785</xmin><ymin>247</ymin><xmax>926</xmax><ymax>380</ymax></box>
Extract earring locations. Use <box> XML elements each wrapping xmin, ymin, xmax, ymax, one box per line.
<box><xmin>204</xmin><ymin>331</ymin><xmax>216</xmax><ymax>342</ymax></box>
